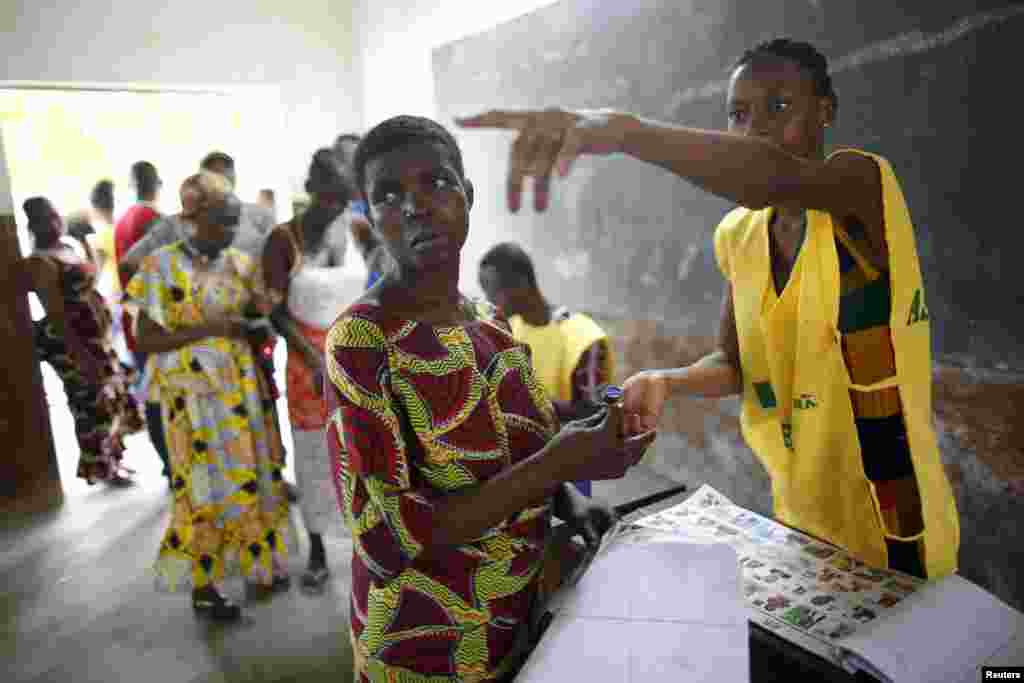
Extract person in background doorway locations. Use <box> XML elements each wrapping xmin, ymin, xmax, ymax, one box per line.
<box><xmin>114</xmin><ymin>161</ymin><xmax>163</xmax><ymax>365</ymax></box>
<box><xmin>114</xmin><ymin>162</ymin><xmax>162</xmax><ymax>288</ymax></box>
<box><xmin>262</xmin><ymin>147</ymin><xmax>351</xmax><ymax>591</ymax></box>
<box><xmin>85</xmin><ymin>179</ymin><xmax>130</xmax><ymax>365</ymax></box>
<box><xmin>198</xmin><ymin>152</ymin><xmax>276</xmax><ymax>259</ymax></box>
<box><xmin>126</xmin><ymin>171</ymin><xmax>292</xmax><ymax>621</ymax></box>
<box><xmin>479</xmin><ymin>242</ymin><xmax>614</xmax><ymax>497</ymax></box>
<box><xmin>23</xmin><ymin>197</ymin><xmax>142</xmax><ymax>485</ymax></box>
<box><xmin>65</xmin><ymin>213</ymin><xmax>95</xmax><ymax>250</ymax></box>
<box><xmin>118</xmin><ymin>176</ymin><xmax>204</xmax><ymax>282</ymax></box>
<box><xmin>113</xmin><ymin>161</ymin><xmax>169</xmax><ymax>481</ymax></box>
<box><xmin>257</xmin><ymin>188</ymin><xmax>277</xmax><ymax>221</ymax></box>
<box><xmin>334</xmin><ymin>132</ymin><xmax>390</xmax><ymax>288</ymax></box>
<box><xmin>87</xmin><ymin>180</ymin><xmax>117</xmax><ymax>295</ymax></box>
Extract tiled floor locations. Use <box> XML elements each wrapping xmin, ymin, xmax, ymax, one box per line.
<box><xmin>3</xmin><ymin>348</ymin><xmax>689</xmax><ymax>682</ymax></box>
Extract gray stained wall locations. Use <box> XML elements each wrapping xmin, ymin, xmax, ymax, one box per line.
<box><xmin>433</xmin><ymin>0</ymin><xmax>1024</xmax><ymax>610</ymax></box>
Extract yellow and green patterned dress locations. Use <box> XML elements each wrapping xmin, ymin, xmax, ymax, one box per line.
<box><xmin>327</xmin><ymin>300</ymin><xmax>560</xmax><ymax>683</ymax></box>
<box><xmin>126</xmin><ymin>242</ymin><xmax>291</xmax><ymax>591</ymax></box>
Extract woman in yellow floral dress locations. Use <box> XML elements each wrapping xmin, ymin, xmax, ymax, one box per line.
<box><xmin>126</xmin><ymin>172</ymin><xmax>291</xmax><ymax>621</ymax></box>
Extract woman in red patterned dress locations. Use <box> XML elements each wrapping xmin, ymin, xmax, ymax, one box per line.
<box><xmin>23</xmin><ymin>196</ymin><xmax>142</xmax><ymax>485</ymax></box>
<box><xmin>325</xmin><ymin>116</ymin><xmax>657</xmax><ymax>682</ymax></box>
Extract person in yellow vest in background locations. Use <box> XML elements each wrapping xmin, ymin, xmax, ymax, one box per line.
<box><xmin>479</xmin><ymin>242</ymin><xmax>614</xmax><ymax>497</ymax></box>
<box><xmin>458</xmin><ymin>37</ymin><xmax>960</xmax><ymax>579</ymax></box>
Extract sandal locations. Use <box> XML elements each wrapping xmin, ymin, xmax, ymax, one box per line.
<box><xmin>301</xmin><ymin>566</ymin><xmax>330</xmax><ymax>591</ymax></box>
<box><xmin>192</xmin><ymin>587</ymin><xmax>242</xmax><ymax>621</ymax></box>
<box><xmin>245</xmin><ymin>573</ymin><xmax>291</xmax><ymax>599</ymax></box>
<box><xmin>106</xmin><ymin>471</ymin><xmax>135</xmax><ymax>487</ymax></box>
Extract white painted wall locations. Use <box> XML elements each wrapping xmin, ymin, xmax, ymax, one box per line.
<box><xmin>352</xmin><ymin>0</ymin><xmax>560</xmax><ymax>295</ymax></box>
<box><xmin>0</xmin><ymin>131</ymin><xmax>12</xmax><ymax>215</ymax></box>
<box><xmin>0</xmin><ymin>0</ymin><xmax>362</xmax><ymax>195</ymax></box>
<box><xmin>354</xmin><ymin>0</ymin><xmax>560</xmax><ymax>125</ymax></box>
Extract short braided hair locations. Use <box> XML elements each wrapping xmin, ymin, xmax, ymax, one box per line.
<box><xmin>353</xmin><ymin>116</ymin><xmax>464</xmax><ymax>198</ymax></box>
<box><xmin>734</xmin><ymin>38</ymin><xmax>838</xmax><ymax>111</ymax></box>
<box><xmin>90</xmin><ymin>179</ymin><xmax>114</xmax><ymax>212</ymax></box>
<box><xmin>479</xmin><ymin>242</ymin><xmax>538</xmax><ymax>290</ymax></box>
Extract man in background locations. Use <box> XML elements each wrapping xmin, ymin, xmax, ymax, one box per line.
<box><xmin>257</xmin><ymin>188</ymin><xmax>277</xmax><ymax>222</ymax></box>
<box><xmin>113</xmin><ymin>161</ymin><xmax>168</xmax><ymax>480</ymax></box>
<box><xmin>114</xmin><ymin>161</ymin><xmax>162</xmax><ymax>364</ymax></box>
<box><xmin>198</xmin><ymin>151</ymin><xmax>276</xmax><ymax>258</ymax></box>
<box><xmin>87</xmin><ymin>179</ymin><xmax>117</xmax><ymax>293</ymax></box>
<box><xmin>479</xmin><ymin>242</ymin><xmax>615</xmax><ymax>496</ymax></box>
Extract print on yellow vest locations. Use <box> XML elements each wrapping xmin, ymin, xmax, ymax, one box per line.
<box><xmin>907</xmin><ymin>288</ymin><xmax>930</xmax><ymax>325</ymax></box>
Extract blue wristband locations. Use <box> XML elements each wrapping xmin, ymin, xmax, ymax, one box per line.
<box><xmin>602</xmin><ymin>385</ymin><xmax>624</xmax><ymax>405</ymax></box>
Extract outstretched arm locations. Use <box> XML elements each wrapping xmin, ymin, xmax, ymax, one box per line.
<box><xmin>622</xmin><ymin>283</ymin><xmax>742</xmax><ymax>434</ymax></box>
<box><xmin>457</xmin><ymin>110</ymin><xmax>884</xmax><ymax>253</ymax></box>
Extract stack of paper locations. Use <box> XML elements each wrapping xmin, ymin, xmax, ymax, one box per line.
<box><xmin>517</xmin><ymin>542</ymin><xmax>749</xmax><ymax>682</ymax></box>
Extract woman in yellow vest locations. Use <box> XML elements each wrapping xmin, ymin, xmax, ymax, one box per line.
<box><xmin>458</xmin><ymin>38</ymin><xmax>960</xmax><ymax>579</ymax></box>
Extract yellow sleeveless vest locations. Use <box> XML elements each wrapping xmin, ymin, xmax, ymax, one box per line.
<box><xmin>510</xmin><ymin>311</ymin><xmax>612</xmax><ymax>402</ymax></box>
<box><xmin>713</xmin><ymin>149</ymin><xmax>959</xmax><ymax>577</ymax></box>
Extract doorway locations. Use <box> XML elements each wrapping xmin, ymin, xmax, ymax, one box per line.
<box><xmin>0</xmin><ymin>83</ymin><xmax>289</xmax><ymax>496</ymax></box>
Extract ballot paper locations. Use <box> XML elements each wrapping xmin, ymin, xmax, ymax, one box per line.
<box><xmin>631</xmin><ymin>484</ymin><xmax>1024</xmax><ymax>683</ymax></box>
<box><xmin>832</xmin><ymin>574</ymin><xmax>1024</xmax><ymax>683</ymax></box>
<box><xmin>517</xmin><ymin>542</ymin><xmax>749</xmax><ymax>682</ymax></box>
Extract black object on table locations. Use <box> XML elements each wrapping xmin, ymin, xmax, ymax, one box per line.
<box><xmin>530</xmin><ymin>484</ymin><xmax>883</xmax><ymax>683</ymax></box>
<box><xmin>749</xmin><ymin>621</ymin><xmax>880</xmax><ymax>682</ymax></box>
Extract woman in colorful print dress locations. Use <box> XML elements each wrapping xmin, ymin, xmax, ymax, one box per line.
<box><xmin>23</xmin><ymin>196</ymin><xmax>142</xmax><ymax>485</ymax></box>
<box><xmin>126</xmin><ymin>172</ymin><xmax>292</xmax><ymax>621</ymax></box>
<box><xmin>326</xmin><ymin>116</ymin><xmax>657</xmax><ymax>682</ymax></box>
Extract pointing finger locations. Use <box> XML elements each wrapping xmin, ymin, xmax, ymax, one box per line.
<box><xmin>456</xmin><ymin>110</ymin><xmax>536</xmax><ymax>130</ymax></box>
<box><xmin>555</xmin><ymin>127</ymin><xmax>584</xmax><ymax>177</ymax></box>
<box><xmin>507</xmin><ymin>132</ymin><xmax>535</xmax><ymax>213</ymax></box>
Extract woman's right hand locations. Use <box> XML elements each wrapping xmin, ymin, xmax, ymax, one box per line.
<box><xmin>547</xmin><ymin>402</ymin><xmax>657</xmax><ymax>482</ymax></box>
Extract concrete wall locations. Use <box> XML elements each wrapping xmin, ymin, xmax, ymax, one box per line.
<box><xmin>0</xmin><ymin>0</ymin><xmax>361</xmax><ymax>193</ymax></box>
<box><xmin>350</xmin><ymin>0</ymin><xmax>564</xmax><ymax>290</ymax></box>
